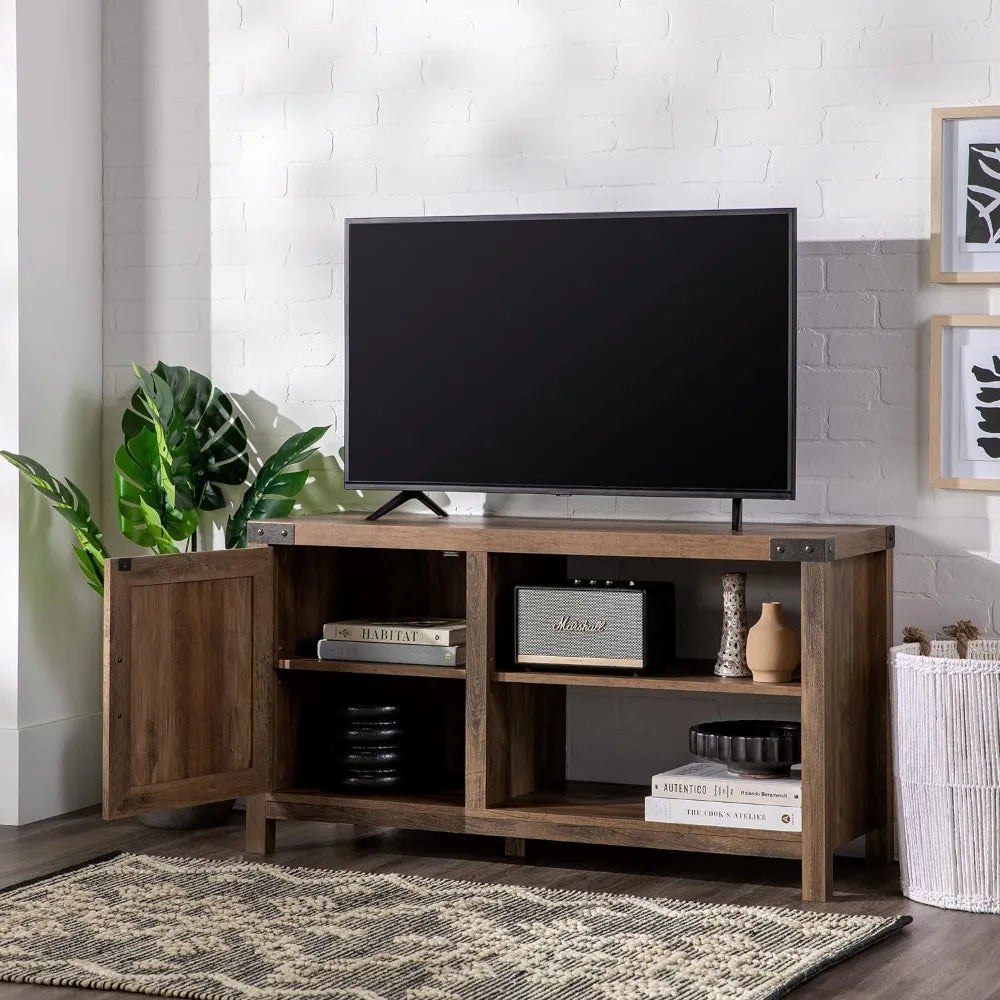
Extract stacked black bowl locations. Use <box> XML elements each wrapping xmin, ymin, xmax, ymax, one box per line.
<box><xmin>333</xmin><ymin>703</ymin><xmax>406</xmax><ymax>792</ymax></box>
<box><xmin>689</xmin><ymin>720</ymin><xmax>801</xmax><ymax>777</ymax></box>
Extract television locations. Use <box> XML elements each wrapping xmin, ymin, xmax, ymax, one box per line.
<box><xmin>345</xmin><ymin>209</ymin><xmax>796</xmax><ymax>514</ymax></box>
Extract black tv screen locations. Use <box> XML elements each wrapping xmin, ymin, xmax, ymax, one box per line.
<box><xmin>345</xmin><ymin>209</ymin><xmax>796</xmax><ymax>500</ymax></box>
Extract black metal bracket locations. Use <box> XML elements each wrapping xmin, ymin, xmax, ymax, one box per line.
<box><xmin>770</xmin><ymin>538</ymin><xmax>834</xmax><ymax>562</ymax></box>
<box><xmin>248</xmin><ymin>522</ymin><xmax>295</xmax><ymax>545</ymax></box>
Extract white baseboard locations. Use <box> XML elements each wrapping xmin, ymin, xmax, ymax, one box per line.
<box><xmin>0</xmin><ymin>713</ymin><xmax>101</xmax><ymax>826</ymax></box>
<box><xmin>0</xmin><ymin>727</ymin><xmax>18</xmax><ymax>826</ymax></box>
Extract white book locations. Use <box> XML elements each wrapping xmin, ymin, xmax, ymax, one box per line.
<box><xmin>317</xmin><ymin>639</ymin><xmax>465</xmax><ymax>666</ymax></box>
<box><xmin>650</xmin><ymin>761</ymin><xmax>802</xmax><ymax>807</ymax></box>
<box><xmin>644</xmin><ymin>795</ymin><xmax>801</xmax><ymax>832</ymax></box>
<box><xmin>322</xmin><ymin>618</ymin><xmax>466</xmax><ymax>646</ymax></box>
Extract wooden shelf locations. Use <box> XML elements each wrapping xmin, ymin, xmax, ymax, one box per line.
<box><xmin>260</xmin><ymin>512</ymin><xmax>894</xmax><ymax>563</ymax></box>
<box><xmin>495</xmin><ymin>662</ymin><xmax>801</xmax><ymax>697</ymax></box>
<box><xmin>265</xmin><ymin>784</ymin><xmax>801</xmax><ymax>859</ymax></box>
<box><xmin>469</xmin><ymin>782</ymin><xmax>801</xmax><ymax>859</ymax></box>
<box><xmin>277</xmin><ymin>658</ymin><xmax>466</xmax><ymax>680</ymax></box>
<box><xmin>267</xmin><ymin>787</ymin><xmax>466</xmax><ymax>832</ymax></box>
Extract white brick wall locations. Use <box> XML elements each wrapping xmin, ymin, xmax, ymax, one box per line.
<box><xmin>102</xmin><ymin>0</ymin><xmax>211</xmax><ymax>538</ymax></box>
<box><xmin>102</xmin><ymin>0</ymin><xmax>1000</xmax><ymax>787</ymax></box>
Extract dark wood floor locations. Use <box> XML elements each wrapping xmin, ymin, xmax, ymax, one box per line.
<box><xmin>0</xmin><ymin>808</ymin><xmax>997</xmax><ymax>999</ymax></box>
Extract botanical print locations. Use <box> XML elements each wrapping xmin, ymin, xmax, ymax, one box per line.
<box><xmin>965</xmin><ymin>141</ymin><xmax>1000</xmax><ymax>249</ymax></box>
<box><xmin>961</xmin><ymin>344</ymin><xmax>1000</xmax><ymax>460</ymax></box>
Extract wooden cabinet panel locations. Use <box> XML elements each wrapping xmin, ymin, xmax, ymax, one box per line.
<box><xmin>103</xmin><ymin>549</ymin><xmax>273</xmax><ymax>819</ymax></box>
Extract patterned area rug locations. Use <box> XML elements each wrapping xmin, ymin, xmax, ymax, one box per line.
<box><xmin>0</xmin><ymin>853</ymin><xmax>910</xmax><ymax>1000</ymax></box>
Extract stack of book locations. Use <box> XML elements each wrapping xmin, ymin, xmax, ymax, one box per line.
<box><xmin>317</xmin><ymin>617</ymin><xmax>467</xmax><ymax>667</ymax></box>
<box><xmin>644</xmin><ymin>761</ymin><xmax>802</xmax><ymax>832</ymax></box>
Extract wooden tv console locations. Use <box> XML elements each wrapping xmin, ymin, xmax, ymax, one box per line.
<box><xmin>102</xmin><ymin>514</ymin><xmax>894</xmax><ymax>902</ymax></box>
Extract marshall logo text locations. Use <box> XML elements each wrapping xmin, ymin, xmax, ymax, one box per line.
<box><xmin>553</xmin><ymin>616</ymin><xmax>608</xmax><ymax>632</ymax></box>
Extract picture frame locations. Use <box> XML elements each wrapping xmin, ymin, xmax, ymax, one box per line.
<box><xmin>931</xmin><ymin>105</ymin><xmax>1000</xmax><ymax>284</ymax></box>
<box><xmin>931</xmin><ymin>315</ymin><xmax>1000</xmax><ymax>490</ymax></box>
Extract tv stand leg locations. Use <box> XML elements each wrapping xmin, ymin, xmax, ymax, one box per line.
<box><xmin>731</xmin><ymin>497</ymin><xmax>743</xmax><ymax>533</ymax></box>
<box><xmin>505</xmin><ymin>837</ymin><xmax>527</xmax><ymax>858</ymax></box>
<box><xmin>802</xmin><ymin>847</ymin><xmax>833</xmax><ymax>902</ymax></box>
<box><xmin>366</xmin><ymin>491</ymin><xmax>448</xmax><ymax>521</ymax></box>
<box><xmin>245</xmin><ymin>794</ymin><xmax>275</xmax><ymax>855</ymax></box>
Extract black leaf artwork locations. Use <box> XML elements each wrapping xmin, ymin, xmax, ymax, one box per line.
<box><xmin>971</xmin><ymin>355</ymin><xmax>1000</xmax><ymax>458</ymax></box>
<box><xmin>966</xmin><ymin>143</ymin><xmax>1000</xmax><ymax>246</ymax></box>
<box><xmin>977</xmin><ymin>406</ymin><xmax>1000</xmax><ymax>433</ymax></box>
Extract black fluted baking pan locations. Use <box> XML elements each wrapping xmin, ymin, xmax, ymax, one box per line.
<box><xmin>337</xmin><ymin>769</ymin><xmax>405</xmax><ymax>791</ymax></box>
<box><xmin>338</xmin><ymin>723</ymin><xmax>406</xmax><ymax>744</ymax></box>
<box><xmin>337</xmin><ymin>747</ymin><xmax>403</xmax><ymax>769</ymax></box>
<box><xmin>335</xmin><ymin>704</ymin><xmax>403</xmax><ymax>721</ymax></box>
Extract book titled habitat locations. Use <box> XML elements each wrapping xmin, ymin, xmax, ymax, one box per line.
<box><xmin>323</xmin><ymin>618</ymin><xmax>467</xmax><ymax>646</ymax></box>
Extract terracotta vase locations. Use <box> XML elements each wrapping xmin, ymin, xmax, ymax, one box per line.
<box><xmin>714</xmin><ymin>572</ymin><xmax>750</xmax><ymax>678</ymax></box>
<box><xmin>746</xmin><ymin>601</ymin><xmax>800</xmax><ymax>683</ymax></box>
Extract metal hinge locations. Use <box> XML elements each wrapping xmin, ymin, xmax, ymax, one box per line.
<box><xmin>886</xmin><ymin>526</ymin><xmax>896</xmax><ymax>548</ymax></box>
<box><xmin>248</xmin><ymin>521</ymin><xmax>295</xmax><ymax>545</ymax></box>
<box><xmin>770</xmin><ymin>538</ymin><xmax>834</xmax><ymax>562</ymax></box>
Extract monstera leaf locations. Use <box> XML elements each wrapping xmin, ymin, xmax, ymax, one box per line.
<box><xmin>1</xmin><ymin>452</ymin><xmax>108</xmax><ymax>595</ymax></box>
<box><xmin>225</xmin><ymin>426</ymin><xmax>329</xmax><ymax>548</ymax></box>
<box><xmin>114</xmin><ymin>427</ymin><xmax>200</xmax><ymax>554</ymax></box>
<box><xmin>124</xmin><ymin>362</ymin><xmax>249</xmax><ymax>512</ymax></box>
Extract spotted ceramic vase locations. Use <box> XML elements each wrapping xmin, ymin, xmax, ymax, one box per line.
<box><xmin>714</xmin><ymin>572</ymin><xmax>751</xmax><ymax>678</ymax></box>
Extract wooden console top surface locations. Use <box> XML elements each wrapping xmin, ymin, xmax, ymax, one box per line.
<box><xmin>251</xmin><ymin>512</ymin><xmax>894</xmax><ymax>562</ymax></box>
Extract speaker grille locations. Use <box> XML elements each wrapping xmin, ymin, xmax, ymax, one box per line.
<box><xmin>516</xmin><ymin>587</ymin><xmax>645</xmax><ymax>663</ymax></box>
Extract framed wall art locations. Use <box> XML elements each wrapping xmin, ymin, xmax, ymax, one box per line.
<box><xmin>931</xmin><ymin>106</ymin><xmax>1000</xmax><ymax>283</ymax></box>
<box><xmin>931</xmin><ymin>315</ymin><xmax>1000</xmax><ymax>489</ymax></box>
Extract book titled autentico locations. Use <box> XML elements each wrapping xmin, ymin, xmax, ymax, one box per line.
<box><xmin>651</xmin><ymin>761</ymin><xmax>802</xmax><ymax>807</ymax></box>
<box><xmin>322</xmin><ymin>618</ymin><xmax>467</xmax><ymax>646</ymax></box>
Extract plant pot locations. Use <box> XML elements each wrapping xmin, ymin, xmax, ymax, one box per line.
<box><xmin>746</xmin><ymin>601</ymin><xmax>799</xmax><ymax>683</ymax></box>
<box><xmin>139</xmin><ymin>800</ymin><xmax>236</xmax><ymax>830</ymax></box>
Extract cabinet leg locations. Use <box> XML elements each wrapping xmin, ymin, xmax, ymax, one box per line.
<box><xmin>504</xmin><ymin>837</ymin><xmax>527</xmax><ymax>858</ymax></box>
<box><xmin>801</xmin><ymin>849</ymin><xmax>833</xmax><ymax>902</ymax></box>
<box><xmin>245</xmin><ymin>794</ymin><xmax>275</xmax><ymax>855</ymax></box>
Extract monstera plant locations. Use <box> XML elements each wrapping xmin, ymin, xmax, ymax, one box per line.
<box><xmin>2</xmin><ymin>361</ymin><xmax>328</xmax><ymax>596</ymax></box>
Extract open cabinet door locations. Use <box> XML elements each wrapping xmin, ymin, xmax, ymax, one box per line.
<box><xmin>103</xmin><ymin>548</ymin><xmax>273</xmax><ymax>819</ymax></box>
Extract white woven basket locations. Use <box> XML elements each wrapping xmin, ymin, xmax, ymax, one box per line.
<box><xmin>891</xmin><ymin>642</ymin><xmax>1000</xmax><ymax>912</ymax></box>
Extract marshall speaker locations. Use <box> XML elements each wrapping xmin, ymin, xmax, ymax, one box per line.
<box><xmin>515</xmin><ymin>582</ymin><xmax>675</xmax><ymax>673</ymax></box>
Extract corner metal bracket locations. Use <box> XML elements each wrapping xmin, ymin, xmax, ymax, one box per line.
<box><xmin>770</xmin><ymin>538</ymin><xmax>834</xmax><ymax>562</ymax></box>
<box><xmin>248</xmin><ymin>521</ymin><xmax>295</xmax><ymax>545</ymax></box>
